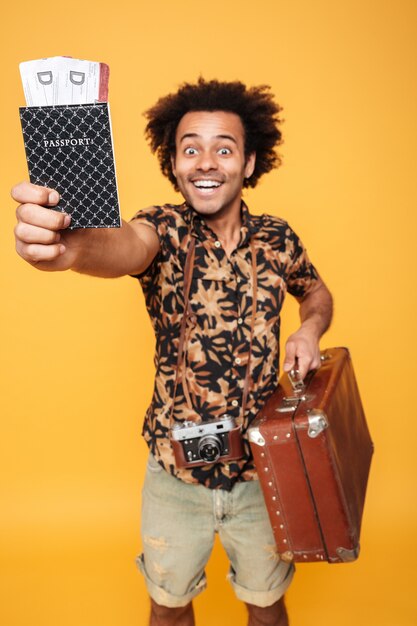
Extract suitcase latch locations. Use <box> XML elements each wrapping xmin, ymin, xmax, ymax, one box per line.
<box><xmin>307</xmin><ymin>410</ymin><xmax>329</xmax><ymax>438</ymax></box>
<box><xmin>276</xmin><ymin>395</ymin><xmax>305</xmax><ymax>412</ymax></box>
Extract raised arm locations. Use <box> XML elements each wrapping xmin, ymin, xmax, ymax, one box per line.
<box><xmin>283</xmin><ymin>278</ymin><xmax>333</xmax><ymax>379</ymax></box>
<box><xmin>12</xmin><ymin>182</ymin><xmax>160</xmax><ymax>277</ymax></box>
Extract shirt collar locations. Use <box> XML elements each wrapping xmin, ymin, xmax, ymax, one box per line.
<box><xmin>181</xmin><ymin>200</ymin><xmax>259</xmax><ymax>246</ymax></box>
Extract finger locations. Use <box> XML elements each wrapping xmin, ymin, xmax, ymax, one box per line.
<box><xmin>283</xmin><ymin>341</ymin><xmax>297</xmax><ymax>372</ymax></box>
<box><xmin>16</xmin><ymin>241</ymin><xmax>66</xmax><ymax>264</ymax></box>
<box><xmin>11</xmin><ymin>181</ymin><xmax>60</xmax><ymax>206</ymax></box>
<box><xmin>14</xmin><ymin>221</ymin><xmax>62</xmax><ymax>245</ymax></box>
<box><xmin>297</xmin><ymin>347</ymin><xmax>322</xmax><ymax>379</ymax></box>
<box><xmin>310</xmin><ymin>350</ymin><xmax>322</xmax><ymax>370</ymax></box>
<box><xmin>295</xmin><ymin>354</ymin><xmax>313</xmax><ymax>380</ymax></box>
<box><xmin>16</xmin><ymin>203</ymin><xmax>71</xmax><ymax>231</ymax></box>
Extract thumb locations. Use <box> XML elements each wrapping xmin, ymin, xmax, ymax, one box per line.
<box><xmin>283</xmin><ymin>341</ymin><xmax>297</xmax><ymax>372</ymax></box>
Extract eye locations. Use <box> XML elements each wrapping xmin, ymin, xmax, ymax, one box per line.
<box><xmin>184</xmin><ymin>147</ymin><xmax>198</xmax><ymax>155</ymax></box>
<box><xmin>218</xmin><ymin>147</ymin><xmax>232</xmax><ymax>155</ymax></box>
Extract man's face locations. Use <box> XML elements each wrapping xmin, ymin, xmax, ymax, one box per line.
<box><xmin>171</xmin><ymin>111</ymin><xmax>255</xmax><ymax>218</ymax></box>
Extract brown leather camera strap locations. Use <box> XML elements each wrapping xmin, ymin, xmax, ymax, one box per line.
<box><xmin>170</xmin><ymin>235</ymin><xmax>196</xmax><ymax>423</ymax></box>
<box><xmin>242</xmin><ymin>239</ymin><xmax>258</xmax><ymax>420</ymax></box>
<box><xmin>169</xmin><ymin>234</ymin><xmax>258</xmax><ymax>426</ymax></box>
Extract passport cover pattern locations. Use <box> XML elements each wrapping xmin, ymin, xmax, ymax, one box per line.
<box><xmin>19</xmin><ymin>103</ymin><xmax>121</xmax><ymax>229</ymax></box>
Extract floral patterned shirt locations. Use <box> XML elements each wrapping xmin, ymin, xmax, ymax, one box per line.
<box><xmin>131</xmin><ymin>201</ymin><xmax>319</xmax><ymax>490</ymax></box>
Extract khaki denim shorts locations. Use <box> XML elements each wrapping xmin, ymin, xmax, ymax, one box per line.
<box><xmin>136</xmin><ymin>454</ymin><xmax>294</xmax><ymax>608</ymax></box>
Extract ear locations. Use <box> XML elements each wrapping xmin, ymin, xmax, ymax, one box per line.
<box><xmin>170</xmin><ymin>154</ymin><xmax>177</xmax><ymax>178</ymax></box>
<box><xmin>244</xmin><ymin>152</ymin><xmax>256</xmax><ymax>179</ymax></box>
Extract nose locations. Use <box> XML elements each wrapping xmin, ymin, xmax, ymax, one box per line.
<box><xmin>196</xmin><ymin>149</ymin><xmax>218</xmax><ymax>172</ymax></box>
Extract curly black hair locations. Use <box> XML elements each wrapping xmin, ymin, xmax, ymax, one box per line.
<box><xmin>144</xmin><ymin>78</ymin><xmax>283</xmax><ymax>190</ymax></box>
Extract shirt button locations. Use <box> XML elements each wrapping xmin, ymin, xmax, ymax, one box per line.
<box><xmin>214</xmin><ymin>240</ymin><xmax>221</xmax><ymax>248</ymax></box>
<box><xmin>231</xmin><ymin>400</ymin><xmax>239</xmax><ymax>407</ymax></box>
<box><xmin>235</xmin><ymin>357</ymin><xmax>241</xmax><ymax>365</ymax></box>
<box><xmin>236</xmin><ymin>277</ymin><xmax>241</xmax><ymax>283</ymax></box>
<box><xmin>237</xmin><ymin>317</ymin><xmax>243</xmax><ymax>325</ymax></box>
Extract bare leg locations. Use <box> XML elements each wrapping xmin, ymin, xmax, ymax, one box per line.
<box><xmin>149</xmin><ymin>598</ymin><xmax>195</xmax><ymax>626</ymax></box>
<box><xmin>246</xmin><ymin>596</ymin><xmax>289</xmax><ymax>626</ymax></box>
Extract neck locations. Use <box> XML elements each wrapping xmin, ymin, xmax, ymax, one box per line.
<box><xmin>203</xmin><ymin>201</ymin><xmax>243</xmax><ymax>255</ymax></box>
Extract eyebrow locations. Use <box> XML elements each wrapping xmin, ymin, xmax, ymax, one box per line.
<box><xmin>179</xmin><ymin>132</ymin><xmax>238</xmax><ymax>145</ymax></box>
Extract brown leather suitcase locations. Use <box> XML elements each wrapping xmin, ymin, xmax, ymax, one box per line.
<box><xmin>248</xmin><ymin>347</ymin><xmax>374</xmax><ymax>564</ymax></box>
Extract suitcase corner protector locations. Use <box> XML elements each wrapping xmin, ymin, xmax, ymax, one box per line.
<box><xmin>336</xmin><ymin>545</ymin><xmax>360</xmax><ymax>562</ymax></box>
<box><xmin>279</xmin><ymin>551</ymin><xmax>294</xmax><ymax>563</ymax></box>
<box><xmin>248</xmin><ymin>426</ymin><xmax>265</xmax><ymax>446</ymax></box>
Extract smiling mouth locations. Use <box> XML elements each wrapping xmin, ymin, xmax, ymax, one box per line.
<box><xmin>191</xmin><ymin>179</ymin><xmax>223</xmax><ymax>192</ymax></box>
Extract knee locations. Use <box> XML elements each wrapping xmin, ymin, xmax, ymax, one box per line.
<box><xmin>150</xmin><ymin>598</ymin><xmax>192</xmax><ymax>620</ymax></box>
<box><xmin>246</xmin><ymin>596</ymin><xmax>289</xmax><ymax>626</ymax></box>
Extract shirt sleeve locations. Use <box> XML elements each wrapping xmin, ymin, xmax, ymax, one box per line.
<box><xmin>129</xmin><ymin>204</ymin><xmax>183</xmax><ymax>281</ymax></box>
<box><xmin>128</xmin><ymin>206</ymin><xmax>168</xmax><ymax>281</ymax></box>
<box><xmin>130</xmin><ymin>205</ymin><xmax>169</xmax><ymax>244</ymax></box>
<box><xmin>285</xmin><ymin>223</ymin><xmax>320</xmax><ymax>298</ymax></box>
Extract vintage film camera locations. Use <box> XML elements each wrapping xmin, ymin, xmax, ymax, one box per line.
<box><xmin>170</xmin><ymin>414</ymin><xmax>244</xmax><ymax>468</ymax></box>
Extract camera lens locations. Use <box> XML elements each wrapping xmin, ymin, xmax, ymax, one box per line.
<box><xmin>198</xmin><ymin>435</ymin><xmax>222</xmax><ymax>463</ymax></box>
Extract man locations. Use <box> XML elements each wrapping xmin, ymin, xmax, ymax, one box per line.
<box><xmin>12</xmin><ymin>79</ymin><xmax>333</xmax><ymax>626</ymax></box>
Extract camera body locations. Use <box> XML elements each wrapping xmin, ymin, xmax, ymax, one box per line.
<box><xmin>170</xmin><ymin>414</ymin><xmax>244</xmax><ymax>468</ymax></box>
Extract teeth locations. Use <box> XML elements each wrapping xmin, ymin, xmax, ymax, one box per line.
<box><xmin>193</xmin><ymin>180</ymin><xmax>221</xmax><ymax>188</ymax></box>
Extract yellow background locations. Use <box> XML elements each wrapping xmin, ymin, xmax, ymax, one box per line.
<box><xmin>1</xmin><ymin>1</ymin><xmax>416</xmax><ymax>624</ymax></box>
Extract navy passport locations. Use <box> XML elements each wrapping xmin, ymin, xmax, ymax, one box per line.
<box><xmin>19</xmin><ymin>103</ymin><xmax>121</xmax><ymax>229</ymax></box>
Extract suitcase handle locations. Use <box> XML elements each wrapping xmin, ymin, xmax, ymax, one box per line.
<box><xmin>288</xmin><ymin>353</ymin><xmax>331</xmax><ymax>394</ymax></box>
<box><xmin>288</xmin><ymin>366</ymin><xmax>306</xmax><ymax>393</ymax></box>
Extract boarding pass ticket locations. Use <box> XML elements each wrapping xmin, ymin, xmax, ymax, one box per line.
<box><xmin>20</xmin><ymin>56</ymin><xmax>109</xmax><ymax>107</ymax></box>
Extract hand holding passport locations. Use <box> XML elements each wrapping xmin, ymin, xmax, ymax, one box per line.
<box><xmin>19</xmin><ymin>56</ymin><xmax>121</xmax><ymax>230</ymax></box>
